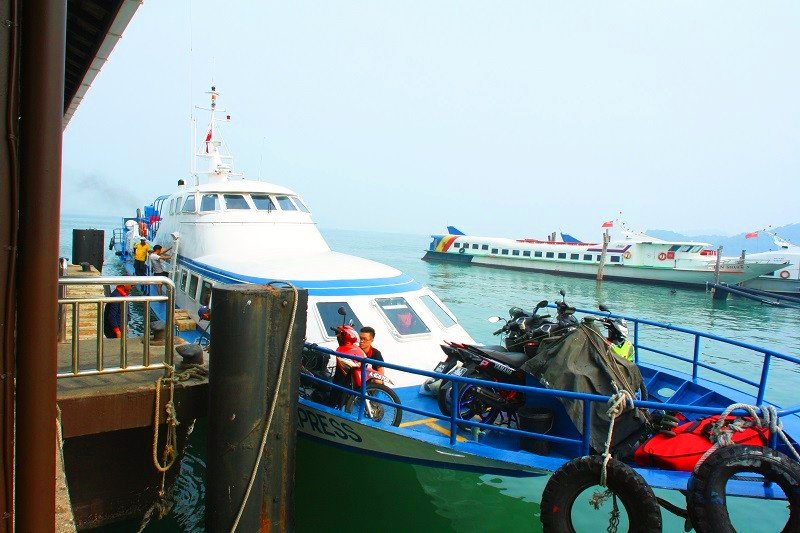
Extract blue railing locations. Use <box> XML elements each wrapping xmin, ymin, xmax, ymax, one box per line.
<box><xmin>301</xmin><ymin>308</ymin><xmax>800</xmax><ymax>459</ymax></box>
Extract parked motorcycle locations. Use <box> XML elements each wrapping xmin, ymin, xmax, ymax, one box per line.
<box><xmin>299</xmin><ymin>308</ymin><xmax>402</xmax><ymax>426</ymax></box>
<box><xmin>435</xmin><ymin>290</ymin><xmax>581</xmax><ymax>428</ymax></box>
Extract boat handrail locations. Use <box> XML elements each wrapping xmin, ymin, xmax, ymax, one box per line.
<box><xmin>57</xmin><ymin>276</ymin><xmax>175</xmax><ymax>379</ymax></box>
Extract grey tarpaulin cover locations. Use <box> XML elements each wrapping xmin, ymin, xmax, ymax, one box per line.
<box><xmin>521</xmin><ymin>322</ymin><xmax>648</xmax><ymax>455</ymax></box>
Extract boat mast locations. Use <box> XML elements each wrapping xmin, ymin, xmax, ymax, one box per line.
<box><xmin>192</xmin><ymin>85</ymin><xmax>237</xmax><ymax>185</ymax></box>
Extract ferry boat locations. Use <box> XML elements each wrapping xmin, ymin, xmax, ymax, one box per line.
<box><xmin>112</xmin><ymin>87</ymin><xmax>474</xmax><ymax>387</ymax></box>
<box><xmin>422</xmin><ymin>228</ymin><xmax>787</xmax><ymax>288</ymax></box>
<box><xmin>740</xmin><ymin>232</ymin><xmax>800</xmax><ymax>295</ymax></box>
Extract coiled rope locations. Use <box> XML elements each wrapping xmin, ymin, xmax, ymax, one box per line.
<box><xmin>694</xmin><ymin>402</ymin><xmax>800</xmax><ymax>472</ymax></box>
<box><xmin>230</xmin><ymin>281</ymin><xmax>299</xmax><ymax>533</ymax></box>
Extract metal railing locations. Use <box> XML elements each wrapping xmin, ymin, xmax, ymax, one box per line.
<box><xmin>57</xmin><ymin>276</ymin><xmax>175</xmax><ymax>378</ymax></box>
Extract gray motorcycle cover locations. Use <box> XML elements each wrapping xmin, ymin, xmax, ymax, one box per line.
<box><xmin>521</xmin><ymin>322</ymin><xmax>648</xmax><ymax>455</ymax></box>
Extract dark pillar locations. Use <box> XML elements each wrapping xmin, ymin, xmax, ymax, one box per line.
<box><xmin>207</xmin><ymin>284</ymin><xmax>306</xmax><ymax>532</ymax></box>
<box><xmin>17</xmin><ymin>1</ymin><xmax>66</xmax><ymax>529</ymax></box>
<box><xmin>72</xmin><ymin>228</ymin><xmax>105</xmax><ymax>272</ymax></box>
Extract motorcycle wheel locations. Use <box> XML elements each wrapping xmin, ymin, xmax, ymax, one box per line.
<box><xmin>438</xmin><ymin>384</ymin><xmax>500</xmax><ymax>431</ymax></box>
<box><xmin>344</xmin><ymin>383</ymin><xmax>403</xmax><ymax>427</ymax></box>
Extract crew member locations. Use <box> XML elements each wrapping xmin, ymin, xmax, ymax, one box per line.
<box><xmin>133</xmin><ymin>237</ymin><xmax>151</xmax><ymax>277</ymax></box>
<box><xmin>104</xmin><ymin>284</ymin><xmax>131</xmax><ymax>338</ymax></box>
<box><xmin>149</xmin><ymin>244</ymin><xmax>172</xmax><ymax>295</ymax></box>
<box><xmin>359</xmin><ymin>326</ymin><xmax>385</xmax><ymax>372</ymax></box>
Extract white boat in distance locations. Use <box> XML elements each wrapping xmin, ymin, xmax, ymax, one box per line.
<box><xmin>422</xmin><ymin>227</ymin><xmax>787</xmax><ymax>288</ymax></box>
<box><xmin>133</xmin><ymin>87</ymin><xmax>474</xmax><ymax>387</ymax></box>
<box><xmin>741</xmin><ymin>233</ymin><xmax>800</xmax><ymax>295</ymax></box>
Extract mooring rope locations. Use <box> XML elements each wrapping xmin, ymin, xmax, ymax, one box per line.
<box><xmin>600</xmin><ymin>386</ymin><xmax>635</xmax><ymax>486</ymax></box>
<box><xmin>694</xmin><ymin>402</ymin><xmax>800</xmax><ymax>472</ymax></box>
<box><xmin>230</xmin><ymin>281</ymin><xmax>299</xmax><ymax>533</ymax></box>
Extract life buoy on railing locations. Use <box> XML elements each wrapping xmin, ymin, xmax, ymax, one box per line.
<box><xmin>540</xmin><ymin>456</ymin><xmax>662</xmax><ymax>532</ymax></box>
<box><xmin>623</xmin><ymin>251</ymin><xmax>632</xmax><ymax>260</ymax></box>
<box><xmin>658</xmin><ymin>252</ymin><xmax>667</xmax><ymax>261</ymax></box>
<box><xmin>459</xmin><ymin>246</ymin><xmax>465</xmax><ymax>254</ymax></box>
<box><xmin>780</xmin><ymin>270</ymin><xmax>791</xmax><ymax>279</ymax></box>
<box><xmin>686</xmin><ymin>445</ymin><xmax>800</xmax><ymax>533</ymax></box>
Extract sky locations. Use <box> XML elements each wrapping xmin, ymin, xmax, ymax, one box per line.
<box><xmin>62</xmin><ymin>1</ymin><xmax>800</xmax><ymax>241</ymax></box>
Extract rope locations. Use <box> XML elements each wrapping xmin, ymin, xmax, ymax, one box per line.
<box><xmin>694</xmin><ymin>402</ymin><xmax>800</xmax><ymax>472</ymax></box>
<box><xmin>599</xmin><ymin>387</ymin><xmax>635</xmax><ymax>486</ymax></box>
<box><xmin>230</xmin><ymin>282</ymin><xmax>299</xmax><ymax>533</ymax></box>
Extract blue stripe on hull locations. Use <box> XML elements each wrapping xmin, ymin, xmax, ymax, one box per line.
<box><xmin>177</xmin><ymin>256</ymin><xmax>423</xmax><ymax>296</ymax></box>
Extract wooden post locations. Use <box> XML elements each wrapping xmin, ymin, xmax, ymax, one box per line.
<box><xmin>206</xmin><ymin>283</ymin><xmax>307</xmax><ymax>532</ymax></box>
<box><xmin>713</xmin><ymin>246</ymin><xmax>723</xmax><ymax>284</ymax></box>
<box><xmin>597</xmin><ymin>230</ymin><xmax>609</xmax><ymax>281</ymax></box>
<box><xmin>711</xmin><ymin>246</ymin><xmax>728</xmax><ymax>300</ymax></box>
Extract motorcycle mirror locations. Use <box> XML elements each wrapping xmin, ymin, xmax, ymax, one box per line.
<box><xmin>488</xmin><ymin>316</ymin><xmax>504</xmax><ymax>324</ymax></box>
<box><xmin>535</xmin><ymin>300</ymin><xmax>548</xmax><ymax>309</ymax></box>
<box><xmin>559</xmin><ymin>289</ymin><xmax>566</xmax><ymax>298</ymax></box>
<box><xmin>599</xmin><ymin>304</ymin><xmax>610</xmax><ymax>313</ymax></box>
<box><xmin>337</xmin><ymin>307</ymin><xmax>347</xmax><ymax>316</ymax></box>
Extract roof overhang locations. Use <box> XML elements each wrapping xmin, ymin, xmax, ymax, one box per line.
<box><xmin>63</xmin><ymin>0</ymin><xmax>142</xmax><ymax>129</ymax></box>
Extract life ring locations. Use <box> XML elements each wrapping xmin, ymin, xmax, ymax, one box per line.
<box><xmin>459</xmin><ymin>246</ymin><xmax>465</xmax><ymax>254</ymax></box>
<box><xmin>623</xmin><ymin>251</ymin><xmax>632</xmax><ymax>260</ymax></box>
<box><xmin>780</xmin><ymin>270</ymin><xmax>791</xmax><ymax>279</ymax></box>
<box><xmin>686</xmin><ymin>445</ymin><xmax>800</xmax><ymax>533</ymax></box>
<box><xmin>658</xmin><ymin>252</ymin><xmax>667</xmax><ymax>261</ymax></box>
<box><xmin>540</xmin><ymin>455</ymin><xmax>662</xmax><ymax>532</ymax></box>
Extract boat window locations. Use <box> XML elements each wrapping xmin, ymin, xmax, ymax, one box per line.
<box><xmin>669</xmin><ymin>245</ymin><xmax>681</xmax><ymax>252</ymax></box>
<box><xmin>679</xmin><ymin>245</ymin><xmax>692</xmax><ymax>252</ymax></box>
<box><xmin>316</xmin><ymin>302</ymin><xmax>363</xmax><ymax>336</ymax></box>
<box><xmin>292</xmin><ymin>196</ymin><xmax>311</xmax><ymax>213</ymax></box>
<box><xmin>251</xmin><ymin>194</ymin><xmax>276</xmax><ymax>211</ymax></box>
<box><xmin>691</xmin><ymin>246</ymin><xmax>702</xmax><ymax>253</ymax></box>
<box><xmin>199</xmin><ymin>281</ymin><xmax>213</xmax><ymax>306</ymax></box>
<box><xmin>501</xmin><ymin>249</ymin><xmax>509</xmax><ymax>255</ymax></box>
<box><xmin>200</xmin><ymin>194</ymin><xmax>219</xmax><ymax>212</ymax></box>
<box><xmin>610</xmin><ymin>256</ymin><xmax>621</xmax><ymax>263</ymax></box>
<box><xmin>491</xmin><ymin>248</ymin><xmax>498</xmax><ymax>254</ymax></box>
<box><xmin>535</xmin><ymin>251</ymin><xmax>543</xmax><ymax>258</ymax></box>
<box><xmin>182</xmin><ymin>195</ymin><xmax>196</xmax><ymax>213</ymax></box>
<box><xmin>472</xmin><ymin>244</ymin><xmax>479</xmax><ymax>250</ymax></box>
<box><xmin>454</xmin><ymin>242</ymin><xmax>461</xmax><ymax>248</ymax></box>
<box><xmin>481</xmin><ymin>244</ymin><xmax>489</xmax><ymax>250</ymax></box>
<box><xmin>187</xmin><ymin>274</ymin><xmax>199</xmax><ymax>299</ymax></box>
<box><xmin>546</xmin><ymin>252</ymin><xmax>554</xmax><ymax>258</ymax></box>
<box><xmin>420</xmin><ymin>295</ymin><xmax>456</xmax><ymax>328</ymax></box>
<box><xmin>523</xmin><ymin>251</ymin><xmax>531</xmax><ymax>257</ymax></box>
<box><xmin>179</xmin><ymin>269</ymin><xmax>188</xmax><ymax>292</ymax></box>
<box><xmin>275</xmin><ymin>195</ymin><xmax>297</xmax><ymax>211</ymax></box>
<box><xmin>168</xmin><ymin>198</ymin><xmax>174</xmax><ymax>215</ymax></box>
<box><xmin>570</xmin><ymin>253</ymin><xmax>579</xmax><ymax>260</ymax></box>
<box><xmin>223</xmin><ymin>194</ymin><xmax>250</xmax><ymax>210</ymax></box>
<box><xmin>584</xmin><ymin>254</ymin><xmax>592</xmax><ymax>261</ymax></box>
<box><xmin>512</xmin><ymin>250</ymin><xmax>520</xmax><ymax>256</ymax></box>
<box><xmin>376</xmin><ymin>297</ymin><xmax>430</xmax><ymax>335</ymax></box>
<box><xmin>558</xmin><ymin>253</ymin><xmax>567</xmax><ymax>259</ymax></box>
<box><xmin>597</xmin><ymin>256</ymin><xmax>602</xmax><ymax>261</ymax></box>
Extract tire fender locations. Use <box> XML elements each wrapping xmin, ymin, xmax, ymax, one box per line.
<box><xmin>540</xmin><ymin>455</ymin><xmax>662</xmax><ymax>532</ymax></box>
<box><xmin>686</xmin><ymin>445</ymin><xmax>800</xmax><ymax>533</ymax></box>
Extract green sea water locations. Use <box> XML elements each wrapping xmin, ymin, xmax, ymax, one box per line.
<box><xmin>62</xmin><ymin>216</ymin><xmax>800</xmax><ymax>532</ymax></box>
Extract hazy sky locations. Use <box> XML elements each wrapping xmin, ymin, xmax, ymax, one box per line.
<box><xmin>62</xmin><ymin>2</ymin><xmax>800</xmax><ymax>241</ymax></box>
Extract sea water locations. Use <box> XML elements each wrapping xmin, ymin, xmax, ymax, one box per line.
<box><xmin>62</xmin><ymin>216</ymin><xmax>800</xmax><ymax>532</ymax></box>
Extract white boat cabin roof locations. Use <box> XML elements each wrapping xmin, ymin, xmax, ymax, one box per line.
<box><xmin>175</xmin><ymin>178</ymin><xmax>299</xmax><ymax>196</ymax></box>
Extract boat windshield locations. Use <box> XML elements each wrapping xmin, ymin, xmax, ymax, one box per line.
<box><xmin>317</xmin><ymin>302</ymin><xmax>363</xmax><ymax>337</ymax></box>
<box><xmin>376</xmin><ymin>297</ymin><xmax>430</xmax><ymax>335</ymax></box>
<box><xmin>251</xmin><ymin>194</ymin><xmax>275</xmax><ymax>211</ymax></box>
<box><xmin>223</xmin><ymin>194</ymin><xmax>250</xmax><ymax>210</ymax></box>
<box><xmin>419</xmin><ymin>295</ymin><xmax>456</xmax><ymax>328</ymax></box>
<box><xmin>275</xmin><ymin>195</ymin><xmax>297</xmax><ymax>211</ymax></box>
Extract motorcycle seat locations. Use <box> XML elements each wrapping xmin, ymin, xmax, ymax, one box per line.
<box><xmin>477</xmin><ymin>347</ymin><xmax>529</xmax><ymax>368</ymax></box>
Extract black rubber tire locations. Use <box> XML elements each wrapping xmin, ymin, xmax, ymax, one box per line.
<box><xmin>540</xmin><ymin>455</ymin><xmax>662</xmax><ymax>533</ymax></box>
<box><xmin>344</xmin><ymin>382</ymin><xmax>402</xmax><ymax>427</ymax></box>
<box><xmin>436</xmin><ymin>370</ymin><xmax>478</xmax><ymax>417</ymax></box>
<box><xmin>686</xmin><ymin>445</ymin><xmax>800</xmax><ymax>533</ymax></box>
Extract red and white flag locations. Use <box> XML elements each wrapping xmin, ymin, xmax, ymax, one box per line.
<box><xmin>745</xmin><ymin>231</ymin><xmax>758</xmax><ymax>239</ymax></box>
<box><xmin>601</xmin><ymin>220</ymin><xmax>613</xmax><ymax>228</ymax></box>
<box><xmin>204</xmin><ymin>126</ymin><xmax>213</xmax><ymax>153</ymax></box>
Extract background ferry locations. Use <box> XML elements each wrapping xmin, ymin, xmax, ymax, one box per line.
<box><xmin>423</xmin><ymin>226</ymin><xmax>787</xmax><ymax>288</ymax></box>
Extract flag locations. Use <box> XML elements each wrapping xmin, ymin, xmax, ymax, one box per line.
<box><xmin>601</xmin><ymin>220</ymin><xmax>613</xmax><ymax>228</ymax></box>
<box><xmin>745</xmin><ymin>231</ymin><xmax>758</xmax><ymax>239</ymax></box>
<box><xmin>204</xmin><ymin>127</ymin><xmax>213</xmax><ymax>153</ymax></box>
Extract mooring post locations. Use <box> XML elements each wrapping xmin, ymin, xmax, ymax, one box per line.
<box><xmin>711</xmin><ymin>246</ymin><xmax>727</xmax><ymax>300</ymax></box>
<box><xmin>207</xmin><ymin>283</ymin><xmax>307</xmax><ymax>532</ymax></box>
<box><xmin>596</xmin><ymin>230</ymin><xmax>609</xmax><ymax>281</ymax></box>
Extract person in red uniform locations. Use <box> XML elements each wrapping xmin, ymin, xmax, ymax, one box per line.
<box><xmin>103</xmin><ymin>284</ymin><xmax>132</xmax><ymax>338</ymax></box>
<box><xmin>359</xmin><ymin>326</ymin><xmax>384</xmax><ymax>373</ymax></box>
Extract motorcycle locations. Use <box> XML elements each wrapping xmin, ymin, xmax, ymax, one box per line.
<box><xmin>435</xmin><ymin>290</ymin><xmax>580</xmax><ymax>428</ymax></box>
<box><xmin>299</xmin><ymin>308</ymin><xmax>402</xmax><ymax>426</ymax></box>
